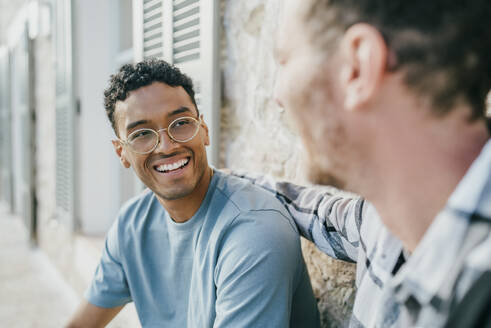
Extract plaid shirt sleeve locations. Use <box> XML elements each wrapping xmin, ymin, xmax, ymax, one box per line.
<box><xmin>230</xmin><ymin>170</ymin><xmax>365</xmax><ymax>263</ymax></box>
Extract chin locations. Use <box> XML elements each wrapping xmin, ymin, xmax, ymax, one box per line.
<box><xmin>155</xmin><ymin>184</ymin><xmax>196</xmax><ymax>201</ymax></box>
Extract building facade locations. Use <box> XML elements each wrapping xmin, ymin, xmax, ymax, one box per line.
<box><xmin>0</xmin><ymin>1</ymin><xmax>356</xmax><ymax>326</ymax></box>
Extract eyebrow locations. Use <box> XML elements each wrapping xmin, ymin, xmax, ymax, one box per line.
<box><xmin>125</xmin><ymin>107</ymin><xmax>194</xmax><ymax>132</ymax></box>
<box><xmin>126</xmin><ymin>119</ymin><xmax>149</xmax><ymax>131</ymax></box>
<box><xmin>169</xmin><ymin>106</ymin><xmax>193</xmax><ymax>117</ymax></box>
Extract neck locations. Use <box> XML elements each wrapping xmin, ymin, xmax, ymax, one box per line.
<box><xmin>363</xmin><ymin>107</ymin><xmax>490</xmax><ymax>252</ymax></box>
<box><xmin>158</xmin><ymin>166</ymin><xmax>213</xmax><ymax>223</ymax></box>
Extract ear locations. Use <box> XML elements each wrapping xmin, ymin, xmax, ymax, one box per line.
<box><xmin>339</xmin><ymin>23</ymin><xmax>388</xmax><ymax>111</ymax></box>
<box><xmin>112</xmin><ymin>140</ymin><xmax>131</xmax><ymax>168</ymax></box>
<box><xmin>200</xmin><ymin>115</ymin><xmax>210</xmax><ymax>146</ymax></box>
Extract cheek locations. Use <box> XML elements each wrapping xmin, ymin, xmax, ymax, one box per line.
<box><xmin>193</xmin><ymin>130</ymin><xmax>208</xmax><ymax>150</ymax></box>
<box><xmin>293</xmin><ymin>85</ymin><xmax>336</xmax><ymax>154</ymax></box>
<box><xmin>283</xmin><ymin>60</ymin><xmax>320</xmax><ymax>111</ymax></box>
<box><xmin>189</xmin><ymin>135</ymin><xmax>208</xmax><ymax>161</ymax></box>
<box><xmin>132</xmin><ymin>154</ymin><xmax>150</xmax><ymax>173</ymax></box>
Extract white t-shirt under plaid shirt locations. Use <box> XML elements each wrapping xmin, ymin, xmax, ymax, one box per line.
<box><xmin>232</xmin><ymin>139</ymin><xmax>491</xmax><ymax>328</ymax></box>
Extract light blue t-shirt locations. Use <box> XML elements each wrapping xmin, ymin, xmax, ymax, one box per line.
<box><xmin>85</xmin><ymin>170</ymin><xmax>320</xmax><ymax>327</ymax></box>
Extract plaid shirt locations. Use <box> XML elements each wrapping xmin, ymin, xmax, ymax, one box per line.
<box><xmin>233</xmin><ymin>139</ymin><xmax>491</xmax><ymax>327</ymax></box>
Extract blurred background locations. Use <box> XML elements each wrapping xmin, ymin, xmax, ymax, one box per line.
<box><xmin>0</xmin><ymin>0</ymin><xmax>356</xmax><ymax>327</ymax></box>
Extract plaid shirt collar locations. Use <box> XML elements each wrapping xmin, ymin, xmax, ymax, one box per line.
<box><xmin>389</xmin><ymin>139</ymin><xmax>491</xmax><ymax>311</ymax></box>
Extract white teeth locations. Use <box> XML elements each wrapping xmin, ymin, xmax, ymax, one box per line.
<box><xmin>156</xmin><ymin>158</ymin><xmax>189</xmax><ymax>173</ymax></box>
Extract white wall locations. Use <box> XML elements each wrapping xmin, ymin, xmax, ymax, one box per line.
<box><xmin>74</xmin><ymin>0</ymin><xmax>122</xmax><ymax>235</ymax></box>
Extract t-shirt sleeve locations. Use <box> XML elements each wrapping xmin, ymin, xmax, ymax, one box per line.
<box><xmin>213</xmin><ymin>210</ymin><xmax>316</xmax><ymax>328</ymax></box>
<box><xmin>84</xmin><ymin>219</ymin><xmax>132</xmax><ymax>308</ymax></box>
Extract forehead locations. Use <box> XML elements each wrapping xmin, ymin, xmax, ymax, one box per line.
<box><xmin>115</xmin><ymin>82</ymin><xmax>195</xmax><ymax>132</ymax></box>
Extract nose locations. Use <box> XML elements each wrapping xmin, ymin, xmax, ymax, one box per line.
<box><xmin>154</xmin><ymin>128</ymin><xmax>177</xmax><ymax>153</ymax></box>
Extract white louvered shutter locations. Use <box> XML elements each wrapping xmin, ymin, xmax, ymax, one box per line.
<box><xmin>133</xmin><ymin>0</ymin><xmax>220</xmax><ymax>165</ymax></box>
<box><xmin>0</xmin><ymin>47</ymin><xmax>14</xmax><ymax>209</ymax></box>
<box><xmin>9</xmin><ymin>23</ymin><xmax>36</xmax><ymax>240</ymax></box>
<box><xmin>54</xmin><ymin>0</ymin><xmax>76</xmax><ymax>229</ymax></box>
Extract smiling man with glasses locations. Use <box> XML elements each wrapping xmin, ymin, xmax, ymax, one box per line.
<box><xmin>66</xmin><ymin>59</ymin><xmax>320</xmax><ymax>328</ymax></box>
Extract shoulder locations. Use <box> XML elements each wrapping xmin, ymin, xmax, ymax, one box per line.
<box><xmin>214</xmin><ymin>171</ymin><xmax>297</xmax><ymax>232</ymax></box>
<box><xmin>224</xmin><ymin>210</ymin><xmax>300</xmax><ymax>255</ymax></box>
<box><xmin>213</xmin><ymin>173</ymin><xmax>301</xmax><ymax>255</ymax></box>
<box><xmin>105</xmin><ymin>189</ymin><xmax>159</xmax><ymax>260</ymax></box>
<box><xmin>110</xmin><ymin>189</ymin><xmax>158</xmax><ymax>241</ymax></box>
<box><xmin>117</xmin><ymin>189</ymin><xmax>156</xmax><ymax>224</ymax></box>
<box><xmin>360</xmin><ymin>203</ymin><xmax>386</xmax><ymax>241</ymax></box>
<box><xmin>213</xmin><ymin>207</ymin><xmax>303</xmax><ymax>287</ymax></box>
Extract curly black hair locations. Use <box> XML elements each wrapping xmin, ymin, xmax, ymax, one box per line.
<box><xmin>303</xmin><ymin>0</ymin><xmax>491</xmax><ymax>120</ymax></box>
<box><xmin>104</xmin><ymin>58</ymin><xmax>198</xmax><ymax>135</ymax></box>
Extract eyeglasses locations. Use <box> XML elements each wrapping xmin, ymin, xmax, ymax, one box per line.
<box><xmin>120</xmin><ymin>116</ymin><xmax>202</xmax><ymax>154</ymax></box>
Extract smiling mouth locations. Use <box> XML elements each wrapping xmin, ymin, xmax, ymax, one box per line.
<box><xmin>154</xmin><ymin>157</ymin><xmax>190</xmax><ymax>174</ymax></box>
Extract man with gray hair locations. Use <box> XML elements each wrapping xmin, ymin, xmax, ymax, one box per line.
<box><xmin>235</xmin><ymin>0</ymin><xmax>491</xmax><ymax>326</ymax></box>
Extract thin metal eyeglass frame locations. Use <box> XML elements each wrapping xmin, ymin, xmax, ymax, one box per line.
<box><xmin>119</xmin><ymin>116</ymin><xmax>202</xmax><ymax>154</ymax></box>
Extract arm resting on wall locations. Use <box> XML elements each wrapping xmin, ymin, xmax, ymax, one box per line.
<box><xmin>229</xmin><ymin>170</ymin><xmax>374</xmax><ymax>262</ymax></box>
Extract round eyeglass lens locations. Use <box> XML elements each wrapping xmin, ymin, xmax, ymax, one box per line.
<box><xmin>169</xmin><ymin>117</ymin><xmax>200</xmax><ymax>142</ymax></box>
<box><xmin>128</xmin><ymin>129</ymin><xmax>158</xmax><ymax>153</ymax></box>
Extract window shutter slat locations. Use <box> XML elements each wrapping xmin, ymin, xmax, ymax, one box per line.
<box><xmin>172</xmin><ymin>0</ymin><xmax>200</xmax><ymax>64</ymax></box>
<box><xmin>141</xmin><ymin>0</ymin><xmax>164</xmax><ymax>59</ymax></box>
<box><xmin>54</xmin><ymin>0</ymin><xmax>76</xmax><ymax>229</ymax></box>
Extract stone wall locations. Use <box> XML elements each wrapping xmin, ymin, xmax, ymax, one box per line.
<box><xmin>220</xmin><ymin>1</ymin><xmax>356</xmax><ymax>326</ymax></box>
